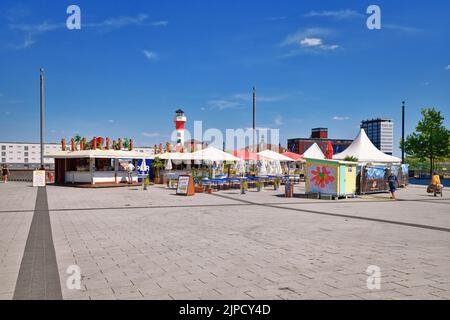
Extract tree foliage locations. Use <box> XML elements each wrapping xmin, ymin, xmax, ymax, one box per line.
<box><xmin>402</xmin><ymin>108</ymin><xmax>449</xmax><ymax>174</ymax></box>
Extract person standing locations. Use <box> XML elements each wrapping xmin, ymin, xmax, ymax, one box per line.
<box><xmin>127</xmin><ymin>161</ymin><xmax>135</xmax><ymax>184</ymax></box>
<box><xmin>387</xmin><ymin>171</ymin><xmax>399</xmax><ymax>200</ymax></box>
<box><xmin>431</xmin><ymin>172</ymin><xmax>443</xmax><ymax>197</ymax></box>
<box><xmin>2</xmin><ymin>165</ymin><xmax>9</xmax><ymax>183</ymax></box>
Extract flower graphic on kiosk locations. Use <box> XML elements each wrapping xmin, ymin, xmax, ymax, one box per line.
<box><xmin>311</xmin><ymin>166</ymin><xmax>335</xmax><ymax>188</ymax></box>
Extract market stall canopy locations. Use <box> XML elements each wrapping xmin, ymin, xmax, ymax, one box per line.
<box><xmin>281</xmin><ymin>151</ymin><xmax>304</xmax><ymax>162</ymax></box>
<box><xmin>156</xmin><ymin>152</ymin><xmax>193</xmax><ymax>160</ymax></box>
<box><xmin>45</xmin><ymin>149</ymin><xmax>152</xmax><ymax>159</ymax></box>
<box><xmin>302</xmin><ymin>143</ymin><xmax>325</xmax><ymax>159</ymax></box>
<box><xmin>231</xmin><ymin>149</ymin><xmax>269</xmax><ymax>161</ymax></box>
<box><xmin>257</xmin><ymin>150</ymin><xmax>295</xmax><ymax>162</ymax></box>
<box><xmin>191</xmin><ymin>146</ymin><xmax>241</xmax><ymax>162</ymax></box>
<box><xmin>333</xmin><ymin>129</ymin><xmax>401</xmax><ymax>163</ymax></box>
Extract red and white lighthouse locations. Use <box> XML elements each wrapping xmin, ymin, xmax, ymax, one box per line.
<box><xmin>174</xmin><ymin>109</ymin><xmax>187</xmax><ymax>149</ymax></box>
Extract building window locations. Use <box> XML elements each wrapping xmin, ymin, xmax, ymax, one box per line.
<box><xmin>1</xmin><ymin>146</ymin><xmax>5</xmax><ymax>150</ymax></box>
<box><xmin>24</xmin><ymin>158</ymin><xmax>29</xmax><ymax>163</ymax></box>
<box><xmin>24</xmin><ymin>146</ymin><xmax>29</xmax><ymax>151</ymax></box>
<box><xmin>1</xmin><ymin>158</ymin><xmax>5</xmax><ymax>163</ymax></box>
<box><xmin>1</xmin><ymin>152</ymin><xmax>5</xmax><ymax>156</ymax></box>
<box><xmin>24</xmin><ymin>152</ymin><xmax>29</xmax><ymax>156</ymax></box>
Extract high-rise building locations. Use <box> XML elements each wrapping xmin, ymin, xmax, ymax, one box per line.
<box><xmin>360</xmin><ymin>118</ymin><xmax>394</xmax><ymax>155</ymax></box>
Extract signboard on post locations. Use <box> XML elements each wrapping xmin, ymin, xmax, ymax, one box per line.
<box><xmin>33</xmin><ymin>170</ymin><xmax>46</xmax><ymax>187</ymax></box>
<box><xmin>176</xmin><ymin>175</ymin><xmax>195</xmax><ymax>196</ymax></box>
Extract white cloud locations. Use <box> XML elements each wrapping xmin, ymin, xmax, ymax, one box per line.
<box><xmin>9</xmin><ymin>14</ymin><xmax>167</xmax><ymax>49</ymax></box>
<box><xmin>333</xmin><ymin>116</ymin><xmax>350</xmax><ymax>121</ymax></box>
<box><xmin>446</xmin><ymin>65</ymin><xmax>450</xmax><ymax>70</ymax></box>
<box><xmin>143</xmin><ymin>50</ymin><xmax>159</xmax><ymax>61</ymax></box>
<box><xmin>107</xmin><ymin>119</ymin><xmax>114</xmax><ymax>123</ymax></box>
<box><xmin>232</xmin><ymin>93</ymin><xmax>288</xmax><ymax>102</ymax></box>
<box><xmin>151</xmin><ymin>20</ymin><xmax>168</xmax><ymax>26</ymax></box>
<box><xmin>281</xmin><ymin>28</ymin><xmax>339</xmax><ymax>54</ymax></box>
<box><xmin>300</xmin><ymin>38</ymin><xmax>323</xmax><ymax>47</ymax></box>
<box><xmin>141</xmin><ymin>132</ymin><xmax>160</xmax><ymax>138</ymax></box>
<box><xmin>383</xmin><ymin>24</ymin><xmax>421</xmax><ymax>33</ymax></box>
<box><xmin>274</xmin><ymin>115</ymin><xmax>284</xmax><ymax>126</ymax></box>
<box><xmin>207</xmin><ymin>99</ymin><xmax>242</xmax><ymax>110</ymax></box>
<box><xmin>304</xmin><ymin>9</ymin><xmax>363</xmax><ymax>19</ymax></box>
<box><xmin>281</xmin><ymin>28</ymin><xmax>331</xmax><ymax>47</ymax></box>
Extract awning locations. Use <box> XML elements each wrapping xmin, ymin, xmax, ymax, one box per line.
<box><xmin>44</xmin><ymin>149</ymin><xmax>151</xmax><ymax>159</ymax></box>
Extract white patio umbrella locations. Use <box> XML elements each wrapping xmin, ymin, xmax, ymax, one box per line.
<box><xmin>274</xmin><ymin>160</ymin><xmax>283</xmax><ymax>176</ymax></box>
<box><xmin>237</xmin><ymin>160</ymin><xmax>246</xmax><ymax>176</ymax></box>
<box><xmin>191</xmin><ymin>146</ymin><xmax>240</xmax><ymax>162</ymax></box>
<box><xmin>257</xmin><ymin>150</ymin><xmax>294</xmax><ymax>162</ymax></box>
<box><xmin>258</xmin><ymin>159</ymin><xmax>268</xmax><ymax>176</ymax></box>
<box><xmin>165</xmin><ymin>159</ymin><xmax>173</xmax><ymax>170</ymax></box>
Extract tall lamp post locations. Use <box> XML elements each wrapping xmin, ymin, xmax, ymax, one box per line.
<box><xmin>40</xmin><ymin>68</ymin><xmax>45</xmax><ymax>169</ymax></box>
<box><xmin>252</xmin><ymin>87</ymin><xmax>256</xmax><ymax>153</ymax></box>
<box><xmin>401</xmin><ymin>101</ymin><xmax>405</xmax><ymax>164</ymax></box>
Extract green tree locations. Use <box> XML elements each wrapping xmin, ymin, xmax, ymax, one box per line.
<box><xmin>402</xmin><ymin>108</ymin><xmax>450</xmax><ymax>176</ymax></box>
<box><xmin>344</xmin><ymin>156</ymin><xmax>358</xmax><ymax>162</ymax></box>
<box><xmin>152</xmin><ymin>157</ymin><xmax>164</xmax><ymax>183</ymax></box>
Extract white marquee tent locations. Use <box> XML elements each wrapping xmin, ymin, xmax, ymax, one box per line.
<box><xmin>191</xmin><ymin>146</ymin><xmax>241</xmax><ymax>162</ymax></box>
<box><xmin>302</xmin><ymin>143</ymin><xmax>325</xmax><ymax>159</ymax></box>
<box><xmin>333</xmin><ymin>129</ymin><xmax>401</xmax><ymax>164</ymax></box>
<box><xmin>257</xmin><ymin>150</ymin><xmax>294</xmax><ymax>162</ymax></box>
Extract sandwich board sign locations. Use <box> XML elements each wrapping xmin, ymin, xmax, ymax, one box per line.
<box><xmin>33</xmin><ymin>170</ymin><xmax>46</xmax><ymax>187</ymax></box>
<box><xmin>176</xmin><ymin>175</ymin><xmax>195</xmax><ymax>196</ymax></box>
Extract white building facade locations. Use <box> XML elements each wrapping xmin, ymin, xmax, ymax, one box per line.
<box><xmin>360</xmin><ymin>119</ymin><xmax>394</xmax><ymax>155</ymax></box>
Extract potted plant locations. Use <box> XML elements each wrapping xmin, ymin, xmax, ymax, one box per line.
<box><xmin>152</xmin><ymin>157</ymin><xmax>164</xmax><ymax>184</ymax></box>
<box><xmin>143</xmin><ymin>177</ymin><xmax>150</xmax><ymax>190</ymax></box>
<box><xmin>241</xmin><ymin>180</ymin><xmax>248</xmax><ymax>194</ymax></box>
<box><xmin>195</xmin><ymin>181</ymin><xmax>204</xmax><ymax>193</ymax></box>
<box><xmin>274</xmin><ymin>178</ymin><xmax>281</xmax><ymax>190</ymax></box>
<box><xmin>255</xmin><ymin>180</ymin><xmax>263</xmax><ymax>192</ymax></box>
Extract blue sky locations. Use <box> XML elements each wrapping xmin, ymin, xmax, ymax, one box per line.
<box><xmin>0</xmin><ymin>0</ymin><xmax>449</xmax><ymax>156</ymax></box>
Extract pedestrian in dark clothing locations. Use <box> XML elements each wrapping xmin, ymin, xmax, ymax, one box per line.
<box><xmin>2</xmin><ymin>165</ymin><xmax>9</xmax><ymax>183</ymax></box>
<box><xmin>387</xmin><ymin>171</ymin><xmax>399</xmax><ymax>200</ymax></box>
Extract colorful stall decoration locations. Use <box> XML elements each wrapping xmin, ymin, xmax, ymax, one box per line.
<box><xmin>305</xmin><ymin>158</ymin><xmax>356</xmax><ymax>198</ymax></box>
<box><xmin>357</xmin><ymin>165</ymin><xmax>388</xmax><ymax>194</ymax></box>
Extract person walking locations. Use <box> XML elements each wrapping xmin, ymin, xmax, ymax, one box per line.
<box><xmin>387</xmin><ymin>171</ymin><xmax>399</xmax><ymax>200</ymax></box>
<box><xmin>127</xmin><ymin>161</ymin><xmax>135</xmax><ymax>185</ymax></box>
<box><xmin>2</xmin><ymin>165</ymin><xmax>9</xmax><ymax>183</ymax></box>
<box><xmin>431</xmin><ymin>172</ymin><xmax>443</xmax><ymax>197</ymax></box>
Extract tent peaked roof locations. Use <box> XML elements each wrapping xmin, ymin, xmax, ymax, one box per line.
<box><xmin>191</xmin><ymin>146</ymin><xmax>240</xmax><ymax>161</ymax></box>
<box><xmin>232</xmin><ymin>149</ymin><xmax>268</xmax><ymax>161</ymax></box>
<box><xmin>281</xmin><ymin>151</ymin><xmax>304</xmax><ymax>161</ymax></box>
<box><xmin>303</xmin><ymin>143</ymin><xmax>325</xmax><ymax>159</ymax></box>
<box><xmin>257</xmin><ymin>149</ymin><xmax>294</xmax><ymax>161</ymax></box>
<box><xmin>333</xmin><ymin>129</ymin><xmax>401</xmax><ymax>163</ymax></box>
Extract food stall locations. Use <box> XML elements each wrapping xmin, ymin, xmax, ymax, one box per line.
<box><xmin>45</xmin><ymin>149</ymin><xmax>150</xmax><ymax>186</ymax></box>
<box><xmin>305</xmin><ymin>158</ymin><xmax>357</xmax><ymax>198</ymax></box>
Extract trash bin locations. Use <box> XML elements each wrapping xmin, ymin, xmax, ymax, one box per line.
<box><xmin>284</xmin><ymin>179</ymin><xmax>294</xmax><ymax>198</ymax></box>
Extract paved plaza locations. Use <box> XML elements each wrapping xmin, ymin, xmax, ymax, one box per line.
<box><xmin>0</xmin><ymin>181</ymin><xmax>449</xmax><ymax>300</ymax></box>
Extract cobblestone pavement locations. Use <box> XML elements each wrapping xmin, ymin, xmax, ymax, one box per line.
<box><xmin>1</xmin><ymin>182</ymin><xmax>449</xmax><ymax>300</ymax></box>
